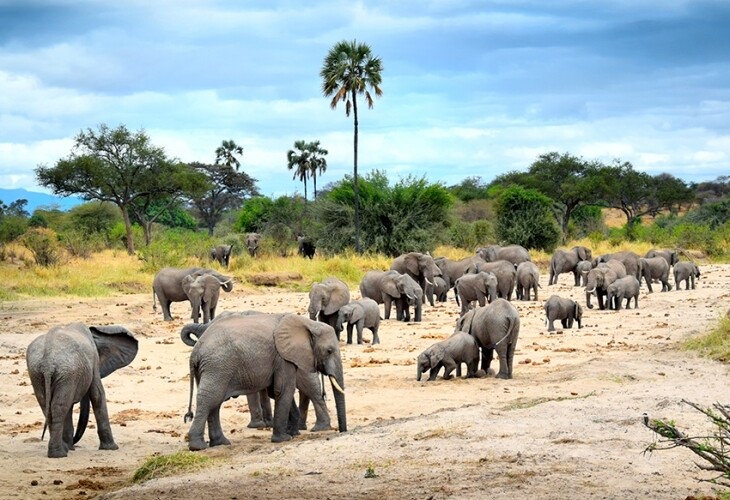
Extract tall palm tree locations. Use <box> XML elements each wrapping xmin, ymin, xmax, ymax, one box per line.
<box><xmin>305</xmin><ymin>140</ymin><xmax>328</xmax><ymax>199</ymax></box>
<box><xmin>287</xmin><ymin>139</ymin><xmax>311</xmax><ymax>202</ymax></box>
<box><xmin>215</xmin><ymin>139</ymin><xmax>244</xmax><ymax>170</ymax></box>
<box><xmin>321</xmin><ymin>39</ymin><xmax>383</xmax><ymax>253</ymax></box>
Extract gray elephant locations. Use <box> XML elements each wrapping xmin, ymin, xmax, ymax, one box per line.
<box><xmin>548</xmin><ymin>246</ymin><xmax>592</xmax><ymax>285</ymax></box>
<box><xmin>335</xmin><ymin>298</ymin><xmax>381</xmax><ymax>344</ymax></box>
<box><xmin>575</xmin><ymin>260</ymin><xmax>594</xmax><ymax>286</ymax></box>
<box><xmin>360</xmin><ymin>270</ymin><xmax>422</xmax><ymax>322</ymax></box>
<box><xmin>390</xmin><ymin>252</ymin><xmax>441</xmax><ymax>307</ymax></box>
<box><xmin>308</xmin><ymin>276</ymin><xmax>351</xmax><ymax>331</ymax></box>
<box><xmin>476</xmin><ymin>244</ymin><xmax>531</xmax><ymax>265</ymax></box>
<box><xmin>245</xmin><ymin>233</ymin><xmax>261</xmax><ymax>257</ymax></box>
<box><xmin>432</xmin><ymin>275</ymin><xmax>451</xmax><ymax>303</ymax></box>
<box><xmin>26</xmin><ymin>323</ymin><xmax>138</xmax><ymax>458</ymax></box>
<box><xmin>455</xmin><ymin>271</ymin><xmax>498</xmax><ymax>315</ymax></box>
<box><xmin>455</xmin><ymin>298</ymin><xmax>520</xmax><ymax>379</ymax></box>
<box><xmin>298</xmin><ymin>236</ymin><xmax>316</xmax><ymax>259</ymax></box>
<box><xmin>674</xmin><ymin>262</ymin><xmax>700</xmax><ymax>290</ymax></box>
<box><xmin>153</xmin><ymin>267</ymin><xmax>233</xmax><ymax>321</ymax></box>
<box><xmin>645</xmin><ymin>248</ymin><xmax>679</xmax><ymax>268</ymax></box>
<box><xmin>184</xmin><ymin>313</ymin><xmax>347</xmax><ymax>449</ymax></box>
<box><xmin>210</xmin><ymin>244</ymin><xmax>233</xmax><ymax>268</ymax></box>
<box><xmin>639</xmin><ymin>256</ymin><xmax>672</xmax><ymax>292</ymax></box>
<box><xmin>606</xmin><ymin>276</ymin><xmax>641</xmax><ymax>310</ymax></box>
<box><xmin>515</xmin><ymin>261</ymin><xmax>540</xmax><ymax>301</ymax></box>
<box><xmin>595</xmin><ymin>251</ymin><xmax>642</xmax><ymax>281</ymax></box>
<box><xmin>397</xmin><ymin>274</ymin><xmax>424</xmax><ymax>322</ymax></box>
<box><xmin>181</xmin><ymin>313</ymin><xmax>332</xmax><ymax>433</ymax></box>
<box><xmin>416</xmin><ymin>332</ymin><xmax>480</xmax><ymax>381</ymax></box>
<box><xmin>468</xmin><ymin>260</ymin><xmax>516</xmax><ymax>301</ymax></box>
<box><xmin>434</xmin><ymin>255</ymin><xmax>484</xmax><ymax>303</ymax></box>
<box><xmin>544</xmin><ymin>295</ymin><xmax>582</xmax><ymax>332</ymax></box>
<box><xmin>182</xmin><ymin>273</ymin><xmax>223</xmax><ymax>324</ymax></box>
<box><xmin>584</xmin><ymin>260</ymin><xmax>627</xmax><ymax>310</ymax></box>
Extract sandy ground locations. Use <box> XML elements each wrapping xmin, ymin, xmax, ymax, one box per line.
<box><xmin>1</xmin><ymin>264</ymin><xmax>729</xmax><ymax>499</ymax></box>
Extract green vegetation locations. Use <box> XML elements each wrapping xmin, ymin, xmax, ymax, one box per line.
<box><xmin>494</xmin><ymin>186</ymin><xmax>560</xmax><ymax>252</ymax></box>
<box><xmin>684</xmin><ymin>316</ymin><xmax>730</xmax><ymax>363</ymax></box>
<box><xmin>132</xmin><ymin>451</ymin><xmax>216</xmax><ymax>483</ymax></box>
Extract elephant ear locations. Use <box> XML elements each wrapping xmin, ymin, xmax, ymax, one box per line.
<box><xmin>576</xmin><ymin>246</ymin><xmax>587</xmax><ymax>261</ymax></box>
<box><xmin>457</xmin><ymin>310</ymin><xmax>475</xmax><ymax>335</ymax></box>
<box><xmin>274</xmin><ymin>314</ymin><xmax>316</xmax><ymax>373</ymax></box>
<box><xmin>349</xmin><ymin>303</ymin><xmax>365</xmax><ymax>323</ymax></box>
<box><xmin>182</xmin><ymin>274</ymin><xmax>194</xmax><ymax>293</ymax></box>
<box><xmin>429</xmin><ymin>349</ymin><xmax>444</xmax><ymax>368</ymax></box>
<box><xmin>404</xmin><ymin>255</ymin><xmax>421</xmax><ymax>277</ymax></box>
<box><xmin>382</xmin><ymin>275</ymin><xmax>400</xmax><ymax>298</ymax></box>
<box><xmin>89</xmin><ymin>325</ymin><xmax>139</xmax><ymax>378</ymax></box>
<box><xmin>323</xmin><ymin>282</ymin><xmax>349</xmax><ymax>315</ymax></box>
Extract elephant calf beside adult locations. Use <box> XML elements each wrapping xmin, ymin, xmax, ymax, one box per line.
<box><xmin>182</xmin><ymin>273</ymin><xmax>224</xmax><ymax>324</ymax></box>
<box><xmin>606</xmin><ymin>276</ymin><xmax>641</xmax><ymax>310</ymax></box>
<box><xmin>584</xmin><ymin>260</ymin><xmax>627</xmax><ymax>310</ymax></box>
<box><xmin>416</xmin><ymin>332</ymin><xmax>480</xmax><ymax>381</ymax></box>
<box><xmin>26</xmin><ymin>323</ymin><xmax>138</xmax><ymax>458</ymax></box>
<box><xmin>549</xmin><ymin>246</ymin><xmax>592</xmax><ymax>286</ymax></box>
<box><xmin>674</xmin><ymin>262</ymin><xmax>700</xmax><ymax>290</ymax></box>
<box><xmin>455</xmin><ymin>271</ymin><xmax>497</xmax><ymax>316</ymax></box>
<box><xmin>336</xmin><ymin>298</ymin><xmax>381</xmax><ymax>344</ymax></box>
<box><xmin>390</xmin><ymin>251</ymin><xmax>441</xmax><ymax>307</ymax></box>
<box><xmin>153</xmin><ymin>267</ymin><xmax>233</xmax><ymax>321</ymax></box>
<box><xmin>544</xmin><ymin>295</ymin><xmax>583</xmax><ymax>332</ymax></box>
<box><xmin>515</xmin><ymin>261</ymin><xmax>540</xmax><ymax>301</ymax></box>
<box><xmin>360</xmin><ymin>270</ymin><xmax>423</xmax><ymax>322</ymax></box>
<box><xmin>467</xmin><ymin>260</ymin><xmax>516</xmax><ymax>301</ymax></box>
<box><xmin>308</xmin><ymin>277</ymin><xmax>350</xmax><ymax>331</ymax></box>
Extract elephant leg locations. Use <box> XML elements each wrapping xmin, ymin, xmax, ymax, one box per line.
<box><xmin>202</xmin><ymin>305</ymin><xmax>211</xmax><ymax>324</ymax></box>
<box><xmin>271</xmin><ymin>366</ymin><xmax>297</xmax><ymax>443</ymax></box>
<box><xmin>428</xmin><ymin>363</ymin><xmax>442</xmax><ymax>381</ymax></box>
<box><xmin>285</xmin><ymin>398</ymin><xmax>302</xmax><ymax>437</ymax></box>
<box><xmin>356</xmin><ymin>321</ymin><xmax>365</xmax><ymax>344</ymax></box>
<box><xmin>47</xmin><ymin>396</ymin><xmax>73</xmax><ymax>458</ymax></box>
<box><xmin>395</xmin><ymin>299</ymin><xmax>405</xmax><ymax>321</ymax></box>
<box><xmin>298</xmin><ymin>391</ymin><xmax>311</xmax><ymax>430</ymax></box>
<box><xmin>301</xmin><ymin>376</ymin><xmax>332</xmax><ymax>432</ymax></box>
<box><xmin>645</xmin><ymin>277</ymin><xmax>654</xmax><ymax>293</ymax></box>
<box><xmin>597</xmin><ymin>291</ymin><xmax>606</xmax><ymax>310</ymax></box>
<box><xmin>247</xmin><ymin>392</ymin><xmax>270</xmax><ymax>429</ymax></box>
<box><xmin>505</xmin><ymin>342</ymin><xmax>516</xmax><ymax>378</ymax></box>
<box><xmin>547</xmin><ymin>318</ymin><xmax>555</xmax><ymax>332</ymax></box>
<box><xmin>477</xmin><ymin>294</ymin><xmax>486</xmax><ymax>307</ymax></box>
<box><xmin>346</xmin><ymin>324</ymin><xmax>354</xmax><ymax>345</ymax></box>
<box><xmin>89</xmin><ymin>380</ymin><xmax>117</xmax><ymax>451</ymax></box>
<box><xmin>496</xmin><ymin>347</ymin><xmax>510</xmax><ymax>379</ymax></box>
<box><xmin>188</xmin><ymin>378</ymin><xmax>228</xmax><ymax>451</ymax></box>
<box><xmin>63</xmin><ymin>407</ymin><xmax>75</xmax><ymax>451</ymax></box>
<box><xmin>560</xmin><ymin>318</ymin><xmax>568</xmax><ymax>329</ymax></box>
<box><xmin>207</xmin><ymin>404</ymin><xmax>231</xmax><ymax>447</ymax></box>
<box><xmin>383</xmin><ymin>296</ymin><xmax>393</xmax><ymax>320</ymax></box>
<box><xmin>414</xmin><ymin>302</ymin><xmax>422</xmax><ymax>322</ymax></box>
<box><xmin>481</xmin><ymin>347</ymin><xmax>494</xmax><ymax>373</ymax></box>
<box><xmin>455</xmin><ymin>361</ymin><xmax>462</xmax><ymax>378</ymax></box>
<box><xmin>161</xmin><ymin>299</ymin><xmax>174</xmax><ymax>321</ymax></box>
<box><xmin>371</xmin><ymin>325</ymin><xmax>380</xmax><ymax>345</ymax></box>
<box><xmin>442</xmin><ymin>359</ymin><xmax>457</xmax><ymax>380</ymax></box>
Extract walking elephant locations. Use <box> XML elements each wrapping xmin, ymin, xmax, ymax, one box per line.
<box><xmin>515</xmin><ymin>261</ymin><xmax>540</xmax><ymax>301</ymax></box>
<box><xmin>245</xmin><ymin>233</ymin><xmax>261</xmax><ymax>257</ymax></box>
<box><xmin>455</xmin><ymin>299</ymin><xmax>520</xmax><ymax>379</ymax></box>
<box><xmin>184</xmin><ymin>313</ymin><xmax>347</xmax><ymax>449</ymax></box>
<box><xmin>595</xmin><ymin>251</ymin><xmax>642</xmax><ymax>281</ymax></box>
<box><xmin>335</xmin><ymin>298</ymin><xmax>381</xmax><ymax>344</ymax></box>
<box><xmin>674</xmin><ymin>262</ymin><xmax>700</xmax><ymax>290</ymax></box>
<box><xmin>390</xmin><ymin>252</ymin><xmax>441</xmax><ymax>307</ymax></box>
<box><xmin>639</xmin><ymin>256</ymin><xmax>672</xmax><ymax>292</ymax></box>
<box><xmin>416</xmin><ymin>332</ymin><xmax>480</xmax><ymax>381</ymax></box>
<box><xmin>544</xmin><ymin>295</ymin><xmax>582</xmax><ymax>332</ymax></box>
<box><xmin>476</xmin><ymin>244</ymin><xmax>530</xmax><ymax>265</ymax></box>
<box><xmin>645</xmin><ymin>248</ymin><xmax>679</xmax><ymax>268</ymax></box>
<box><xmin>26</xmin><ymin>323</ymin><xmax>138</xmax><ymax>458</ymax></box>
<box><xmin>210</xmin><ymin>244</ymin><xmax>233</xmax><ymax>268</ymax></box>
<box><xmin>298</xmin><ymin>236</ymin><xmax>316</xmax><ymax>259</ymax></box>
<box><xmin>182</xmin><ymin>273</ymin><xmax>223</xmax><ymax>323</ymax></box>
<box><xmin>435</xmin><ymin>255</ymin><xmax>484</xmax><ymax>304</ymax></box>
<box><xmin>308</xmin><ymin>277</ymin><xmax>350</xmax><ymax>331</ymax></box>
<box><xmin>360</xmin><ymin>270</ymin><xmax>422</xmax><ymax>322</ymax></box>
<box><xmin>467</xmin><ymin>260</ymin><xmax>516</xmax><ymax>301</ymax></box>
<box><xmin>455</xmin><ymin>271</ymin><xmax>498</xmax><ymax>315</ymax></box>
<box><xmin>606</xmin><ymin>276</ymin><xmax>641</xmax><ymax>310</ymax></box>
<box><xmin>584</xmin><ymin>260</ymin><xmax>626</xmax><ymax>310</ymax></box>
<box><xmin>153</xmin><ymin>267</ymin><xmax>233</xmax><ymax>321</ymax></box>
<box><xmin>549</xmin><ymin>246</ymin><xmax>592</xmax><ymax>285</ymax></box>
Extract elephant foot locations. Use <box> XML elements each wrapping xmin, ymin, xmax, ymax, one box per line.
<box><xmin>47</xmin><ymin>447</ymin><xmax>68</xmax><ymax>459</ymax></box>
<box><xmin>209</xmin><ymin>436</ymin><xmax>231</xmax><ymax>447</ymax></box>
<box><xmin>271</xmin><ymin>433</ymin><xmax>293</xmax><ymax>443</ymax></box>
<box><xmin>98</xmin><ymin>441</ymin><xmax>119</xmax><ymax>451</ymax></box>
<box><xmin>310</xmin><ymin>422</ymin><xmax>333</xmax><ymax>432</ymax></box>
<box><xmin>247</xmin><ymin>419</ymin><xmax>270</xmax><ymax>429</ymax></box>
<box><xmin>496</xmin><ymin>372</ymin><xmax>511</xmax><ymax>380</ymax></box>
<box><xmin>188</xmin><ymin>437</ymin><xmax>209</xmax><ymax>451</ymax></box>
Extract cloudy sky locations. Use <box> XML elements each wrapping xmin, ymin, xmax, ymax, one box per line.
<box><xmin>1</xmin><ymin>0</ymin><xmax>729</xmax><ymax>199</ymax></box>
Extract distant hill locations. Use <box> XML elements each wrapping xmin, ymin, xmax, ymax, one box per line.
<box><xmin>0</xmin><ymin>188</ymin><xmax>83</xmax><ymax>213</ymax></box>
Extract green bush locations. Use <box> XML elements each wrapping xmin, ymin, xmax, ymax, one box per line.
<box><xmin>136</xmin><ymin>229</ymin><xmax>212</xmax><ymax>271</ymax></box>
<box><xmin>59</xmin><ymin>229</ymin><xmax>105</xmax><ymax>259</ymax></box>
<box><xmin>569</xmin><ymin>205</ymin><xmax>604</xmax><ymax>239</ymax></box>
<box><xmin>495</xmin><ymin>186</ymin><xmax>560</xmax><ymax>252</ymax></box>
<box><xmin>68</xmin><ymin>201</ymin><xmax>121</xmax><ymax>234</ymax></box>
<box><xmin>0</xmin><ymin>215</ymin><xmax>29</xmax><ymax>243</ymax></box>
<box><xmin>236</xmin><ymin>196</ymin><xmax>274</xmax><ymax>233</ymax></box>
<box><xmin>20</xmin><ymin>227</ymin><xmax>62</xmax><ymax>266</ymax></box>
<box><xmin>109</xmin><ymin>222</ymin><xmax>145</xmax><ymax>251</ymax></box>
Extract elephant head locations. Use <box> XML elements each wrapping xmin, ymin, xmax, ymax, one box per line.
<box><xmin>335</xmin><ymin>302</ymin><xmax>363</xmax><ymax>336</ymax></box>
<box><xmin>416</xmin><ymin>349</ymin><xmax>443</xmax><ymax>382</ymax></box>
<box><xmin>245</xmin><ymin>233</ymin><xmax>261</xmax><ymax>257</ymax></box>
<box><xmin>573</xmin><ymin>245</ymin><xmax>592</xmax><ymax>262</ymax></box>
<box><xmin>274</xmin><ymin>315</ymin><xmax>347</xmax><ymax>432</ymax></box>
<box><xmin>391</xmin><ymin>252</ymin><xmax>441</xmax><ymax>306</ymax></box>
<box><xmin>308</xmin><ymin>277</ymin><xmax>350</xmax><ymax>321</ymax></box>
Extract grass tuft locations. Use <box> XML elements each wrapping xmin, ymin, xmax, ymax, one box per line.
<box><xmin>683</xmin><ymin>316</ymin><xmax>730</xmax><ymax>363</ymax></box>
<box><xmin>132</xmin><ymin>451</ymin><xmax>215</xmax><ymax>483</ymax></box>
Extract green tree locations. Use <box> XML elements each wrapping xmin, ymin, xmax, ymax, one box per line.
<box><xmin>215</xmin><ymin>139</ymin><xmax>244</xmax><ymax>170</ymax></box>
<box><xmin>236</xmin><ymin>196</ymin><xmax>274</xmax><ymax>233</ymax></box>
<box><xmin>449</xmin><ymin>176</ymin><xmax>489</xmax><ymax>202</ymax></box>
<box><xmin>68</xmin><ymin>201</ymin><xmax>121</xmax><ymax>235</ymax></box>
<box><xmin>321</xmin><ymin>39</ymin><xmax>383</xmax><ymax>253</ymax></box>
<box><xmin>495</xmin><ymin>186</ymin><xmax>560</xmax><ymax>252</ymax></box>
<box><xmin>35</xmin><ymin>124</ymin><xmax>192</xmax><ymax>254</ymax></box>
<box><xmin>0</xmin><ymin>199</ymin><xmax>29</xmax><ymax>218</ymax></box>
<box><xmin>287</xmin><ymin>140</ymin><xmax>311</xmax><ymax>202</ymax></box>
<box><xmin>307</xmin><ymin>140</ymin><xmax>328</xmax><ymax>199</ymax></box>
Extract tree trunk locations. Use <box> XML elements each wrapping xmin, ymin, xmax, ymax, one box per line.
<box><xmin>313</xmin><ymin>171</ymin><xmax>317</xmax><ymax>200</ymax></box>
<box><xmin>352</xmin><ymin>90</ymin><xmax>361</xmax><ymax>254</ymax></box>
<box><xmin>120</xmin><ymin>203</ymin><xmax>135</xmax><ymax>255</ymax></box>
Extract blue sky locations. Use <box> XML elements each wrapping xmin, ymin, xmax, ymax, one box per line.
<box><xmin>1</xmin><ymin>0</ymin><xmax>729</xmax><ymax>200</ymax></box>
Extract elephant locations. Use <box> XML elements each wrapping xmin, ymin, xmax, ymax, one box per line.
<box><xmin>416</xmin><ymin>332</ymin><xmax>480</xmax><ymax>381</ymax></box>
<box><xmin>26</xmin><ymin>323</ymin><xmax>138</xmax><ymax>458</ymax></box>
<box><xmin>674</xmin><ymin>262</ymin><xmax>700</xmax><ymax>290</ymax></box>
<box><xmin>184</xmin><ymin>313</ymin><xmax>346</xmax><ymax>449</ymax></box>
<box><xmin>298</xmin><ymin>236</ymin><xmax>316</xmax><ymax>259</ymax></box>
<box><xmin>454</xmin><ymin>298</ymin><xmax>520</xmax><ymax>379</ymax></box>
<box><xmin>307</xmin><ymin>276</ymin><xmax>351</xmax><ymax>331</ymax></box>
<box><xmin>455</xmin><ymin>271</ymin><xmax>498</xmax><ymax>315</ymax></box>
<box><xmin>210</xmin><ymin>244</ymin><xmax>233</xmax><ymax>268</ymax></box>
<box><xmin>575</xmin><ymin>260</ymin><xmax>594</xmax><ymax>286</ymax></box>
<box><xmin>153</xmin><ymin>267</ymin><xmax>233</xmax><ymax>321</ymax></box>
<box><xmin>606</xmin><ymin>276</ymin><xmax>641</xmax><ymax>310</ymax></box>
<box><xmin>434</xmin><ymin>255</ymin><xmax>484</xmax><ymax>304</ymax></box>
<box><xmin>397</xmin><ymin>274</ymin><xmax>424</xmax><ymax>322</ymax></box>
<box><xmin>548</xmin><ymin>246</ymin><xmax>592</xmax><ymax>286</ymax></box>
<box><xmin>476</xmin><ymin>244</ymin><xmax>530</xmax><ymax>265</ymax></box>
<box><xmin>182</xmin><ymin>273</ymin><xmax>223</xmax><ymax>324</ymax></box>
<box><xmin>639</xmin><ymin>256</ymin><xmax>672</xmax><ymax>292</ymax></box>
<box><xmin>595</xmin><ymin>251</ymin><xmax>642</xmax><ymax>281</ymax></box>
<box><xmin>544</xmin><ymin>295</ymin><xmax>583</xmax><ymax>332</ymax></box>
<box><xmin>584</xmin><ymin>260</ymin><xmax>626</xmax><ymax>310</ymax></box>
<box><xmin>432</xmin><ymin>275</ymin><xmax>451</xmax><ymax>303</ymax></box>
<box><xmin>181</xmin><ymin>313</ymin><xmax>332</xmax><ymax>432</ymax></box>
<box><xmin>467</xmin><ymin>260</ymin><xmax>516</xmax><ymax>301</ymax></box>
<box><xmin>645</xmin><ymin>248</ymin><xmax>679</xmax><ymax>268</ymax></box>
<box><xmin>390</xmin><ymin>252</ymin><xmax>441</xmax><ymax>307</ymax></box>
<box><xmin>515</xmin><ymin>261</ymin><xmax>540</xmax><ymax>301</ymax></box>
<box><xmin>245</xmin><ymin>233</ymin><xmax>261</xmax><ymax>257</ymax></box>
<box><xmin>335</xmin><ymin>298</ymin><xmax>381</xmax><ymax>344</ymax></box>
<box><xmin>360</xmin><ymin>270</ymin><xmax>422</xmax><ymax>322</ymax></box>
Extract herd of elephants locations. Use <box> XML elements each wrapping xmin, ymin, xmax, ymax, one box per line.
<box><xmin>24</xmin><ymin>242</ymin><xmax>702</xmax><ymax>458</ymax></box>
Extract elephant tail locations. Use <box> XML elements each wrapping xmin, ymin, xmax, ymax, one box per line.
<box><xmin>180</xmin><ymin>323</ymin><xmax>210</xmax><ymax>347</ymax></box>
<box><xmin>41</xmin><ymin>373</ymin><xmax>53</xmax><ymax>441</ymax></box>
<box><xmin>73</xmin><ymin>393</ymin><xmax>91</xmax><ymax>444</ymax></box>
<box><xmin>152</xmin><ymin>288</ymin><xmax>157</xmax><ymax>313</ymax></box>
<box><xmin>184</xmin><ymin>359</ymin><xmax>196</xmax><ymax>423</ymax></box>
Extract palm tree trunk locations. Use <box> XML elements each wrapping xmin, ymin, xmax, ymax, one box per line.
<box><xmin>303</xmin><ymin>177</ymin><xmax>308</xmax><ymax>203</ymax></box>
<box><xmin>352</xmin><ymin>90</ymin><xmax>361</xmax><ymax>254</ymax></box>
<box><xmin>313</xmin><ymin>171</ymin><xmax>317</xmax><ymax>200</ymax></box>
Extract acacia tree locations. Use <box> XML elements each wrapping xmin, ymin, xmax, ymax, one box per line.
<box><xmin>321</xmin><ymin>39</ymin><xmax>383</xmax><ymax>253</ymax></box>
<box><xmin>35</xmin><ymin>124</ymin><xmax>195</xmax><ymax>254</ymax></box>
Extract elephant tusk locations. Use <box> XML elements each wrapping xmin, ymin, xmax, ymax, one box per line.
<box><xmin>426</xmin><ymin>278</ymin><xmax>434</xmax><ymax>286</ymax></box>
<box><xmin>585</xmin><ymin>287</ymin><xmax>595</xmax><ymax>293</ymax></box>
<box><xmin>329</xmin><ymin>375</ymin><xmax>345</xmax><ymax>394</ymax></box>
<box><xmin>219</xmin><ymin>278</ymin><xmax>233</xmax><ymax>285</ymax></box>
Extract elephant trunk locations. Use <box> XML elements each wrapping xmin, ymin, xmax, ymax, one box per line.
<box><xmin>326</xmin><ymin>359</ymin><xmax>347</xmax><ymax>433</ymax></box>
<box><xmin>73</xmin><ymin>394</ymin><xmax>91</xmax><ymax>444</ymax></box>
<box><xmin>416</xmin><ymin>364</ymin><xmax>423</xmax><ymax>381</ymax></box>
<box><xmin>180</xmin><ymin>323</ymin><xmax>211</xmax><ymax>346</ymax></box>
<box><xmin>220</xmin><ymin>278</ymin><xmax>234</xmax><ymax>293</ymax></box>
<box><xmin>585</xmin><ymin>290</ymin><xmax>594</xmax><ymax>309</ymax></box>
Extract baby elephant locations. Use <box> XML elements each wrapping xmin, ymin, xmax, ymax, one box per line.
<box><xmin>335</xmin><ymin>298</ymin><xmax>381</xmax><ymax>344</ymax></box>
<box><xmin>544</xmin><ymin>295</ymin><xmax>583</xmax><ymax>332</ymax></box>
<box><xmin>416</xmin><ymin>331</ymin><xmax>480</xmax><ymax>381</ymax></box>
<box><xmin>606</xmin><ymin>276</ymin><xmax>640</xmax><ymax>310</ymax></box>
<box><xmin>674</xmin><ymin>262</ymin><xmax>700</xmax><ymax>290</ymax></box>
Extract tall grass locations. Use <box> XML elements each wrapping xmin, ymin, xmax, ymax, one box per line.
<box><xmin>683</xmin><ymin>316</ymin><xmax>730</xmax><ymax>363</ymax></box>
